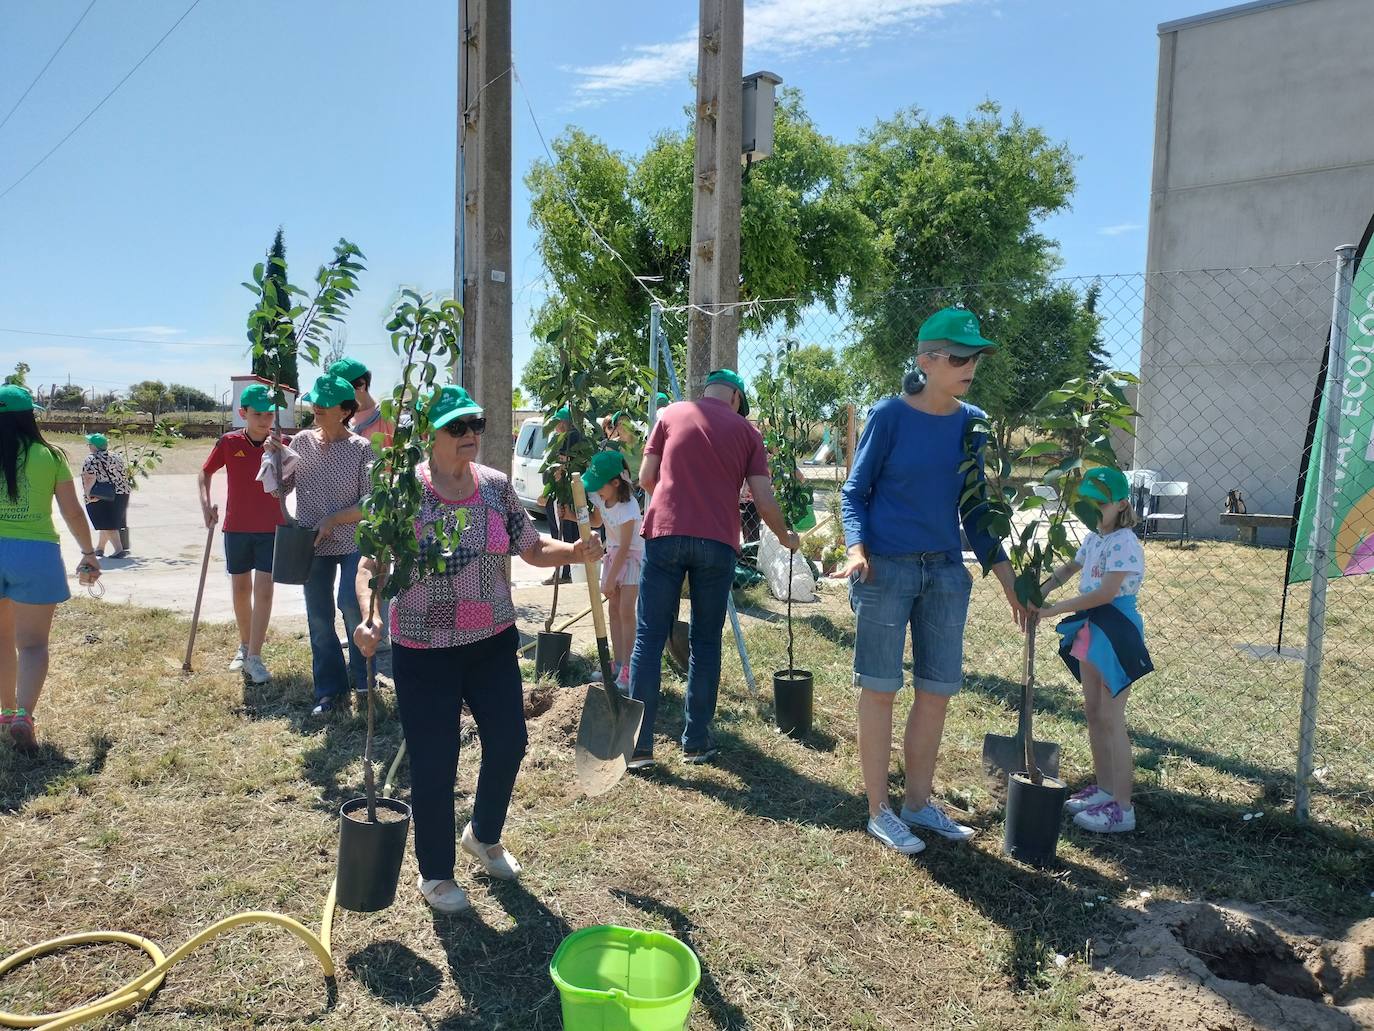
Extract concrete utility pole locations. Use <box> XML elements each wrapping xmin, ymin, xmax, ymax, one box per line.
<box><xmin>686</xmin><ymin>0</ymin><xmax>744</xmax><ymax>398</ymax></box>
<box><xmin>457</xmin><ymin>0</ymin><xmax>513</xmax><ymax>466</ymax></box>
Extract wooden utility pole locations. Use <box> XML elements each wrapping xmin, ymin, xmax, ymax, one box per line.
<box><xmin>457</xmin><ymin>0</ymin><xmax>513</xmax><ymax>466</ymax></box>
<box><xmin>686</xmin><ymin>0</ymin><xmax>744</xmax><ymax>398</ymax></box>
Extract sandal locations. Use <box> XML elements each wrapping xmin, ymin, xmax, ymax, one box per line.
<box><xmin>9</xmin><ymin>710</ymin><xmax>36</xmax><ymax>752</ymax></box>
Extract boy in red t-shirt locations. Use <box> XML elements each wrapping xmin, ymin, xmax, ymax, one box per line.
<box><xmin>199</xmin><ymin>384</ymin><xmax>286</xmax><ymax>685</ymax></box>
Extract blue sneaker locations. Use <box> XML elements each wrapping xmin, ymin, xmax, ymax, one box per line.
<box><xmin>900</xmin><ymin>801</ymin><xmax>976</xmax><ymax>842</ymax></box>
<box><xmin>867</xmin><ymin>804</ymin><xmax>926</xmax><ymax>855</ymax></box>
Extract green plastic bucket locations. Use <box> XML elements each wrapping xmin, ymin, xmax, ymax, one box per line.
<box><xmin>549</xmin><ymin>925</ymin><xmax>701</xmax><ymax>1031</ymax></box>
<box><xmin>794</xmin><ymin>506</ymin><xmax>817</xmax><ymax>533</ymax></box>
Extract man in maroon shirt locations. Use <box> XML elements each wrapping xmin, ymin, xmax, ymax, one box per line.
<box><xmin>198</xmin><ymin>384</ymin><xmax>286</xmax><ymax>685</ymax></box>
<box><xmin>627</xmin><ymin>369</ymin><xmax>799</xmax><ymax>768</ymax></box>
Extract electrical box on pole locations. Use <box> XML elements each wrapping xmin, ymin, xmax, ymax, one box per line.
<box><xmin>741</xmin><ymin>71</ymin><xmax>782</xmax><ymax>163</ymax></box>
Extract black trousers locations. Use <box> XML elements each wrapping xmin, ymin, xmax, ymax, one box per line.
<box><xmin>391</xmin><ymin>626</ymin><xmax>527</xmax><ymax>881</ymax></box>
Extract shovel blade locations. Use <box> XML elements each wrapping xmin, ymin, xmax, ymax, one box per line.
<box><xmin>667</xmin><ymin>619</ymin><xmax>691</xmax><ymax>671</ymax></box>
<box><xmin>982</xmin><ymin>733</ymin><xmax>1061</xmax><ymax>782</ymax></box>
<box><xmin>575</xmin><ymin>683</ymin><xmax>646</xmax><ymax>797</ymax></box>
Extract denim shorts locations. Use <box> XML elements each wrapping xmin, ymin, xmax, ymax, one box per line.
<box><xmin>849</xmin><ymin>552</ymin><xmax>972</xmax><ymax>696</ymax></box>
<box><xmin>0</xmin><ymin>537</ymin><xmax>71</xmax><ymax>605</ymax></box>
<box><xmin>224</xmin><ymin>531</ymin><xmax>275</xmax><ymax>575</ymax></box>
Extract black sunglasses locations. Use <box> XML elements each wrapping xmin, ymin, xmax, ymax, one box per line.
<box><xmin>929</xmin><ymin>350</ymin><xmax>983</xmax><ymax>369</ymax></box>
<box><xmin>442</xmin><ymin>417</ymin><xmax>487</xmax><ymax>437</ymax></box>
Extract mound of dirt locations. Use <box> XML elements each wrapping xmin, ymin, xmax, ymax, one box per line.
<box><xmin>522</xmin><ymin>682</ymin><xmax>587</xmax><ymax>765</ymax></box>
<box><xmin>1084</xmin><ymin>900</ymin><xmax>1374</xmax><ymax>1030</ymax></box>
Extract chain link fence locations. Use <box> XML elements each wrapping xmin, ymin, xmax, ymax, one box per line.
<box><xmin>655</xmin><ymin>260</ymin><xmax>1373</xmax><ymax>824</ymax></box>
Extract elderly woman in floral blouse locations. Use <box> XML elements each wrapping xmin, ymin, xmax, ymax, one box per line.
<box><xmin>354</xmin><ymin>385</ymin><xmax>599</xmax><ymax>915</ymax></box>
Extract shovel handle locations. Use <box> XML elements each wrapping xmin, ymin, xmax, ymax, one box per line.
<box><xmin>182</xmin><ymin>522</ymin><xmax>215</xmax><ymax>672</ymax></box>
<box><xmin>570</xmin><ymin>479</ymin><xmax>620</xmax><ymax>714</ymax></box>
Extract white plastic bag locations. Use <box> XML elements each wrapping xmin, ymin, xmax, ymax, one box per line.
<box><xmin>760</xmin><ymin>524</ymin><xmax>815</xmax><ymax>603</ymax></box>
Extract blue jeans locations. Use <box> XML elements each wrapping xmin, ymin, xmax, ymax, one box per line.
<box><xmin>304</xmin><ymin>551</ymin><xmax>365</xmax><ymax>702</ymax></box>
<box><xmin>628</xmin><ymin>535</ymin><xmax>737</xmax><ymax>753</ymax></box>
<box><xmin>849</xmin><ymin>552</ymin><xmax>973</xmax><ymax>696</ymax></box>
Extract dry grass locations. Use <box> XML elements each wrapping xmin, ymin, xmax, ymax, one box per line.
<box><xmin>1</xmin><ymin>578</ymin><xmax>1370</xmax><ymax>1029</ymax></box>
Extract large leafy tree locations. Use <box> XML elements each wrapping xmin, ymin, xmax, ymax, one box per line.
<box><xmin>846</xmin><ymin>102</ymin><xmax>1078</xmax><ymax>398</ymax></box>
<box><xmin>522</xmin><ymin>88</ymin><xmax>876</xmax><ymax>396</ymax></box>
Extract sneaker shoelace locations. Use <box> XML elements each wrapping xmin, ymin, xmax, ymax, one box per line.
<box><xmin>1070</xmin><ymin>785</ymin><xmax>1103</xmax><ymax>802</ymax></box>
<box><xmin>1084</xmin><ymin>801</ymin><xmax>1123</xmax><ymax>824</ymax></box>
<box><xmin>875</xmin><ymin>809</ymin><xmax>911</xmax><ymax>841</ymax></box>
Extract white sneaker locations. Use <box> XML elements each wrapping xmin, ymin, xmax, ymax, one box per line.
<box><xmin>900</xmin><ymin>801</ymin><xmax>977</xmax><ymax>842</ymax></box>
<box><xmin>228</xmin><ymin>645</ymin><xmax>247</xmax><ymax>672</ymax></box>
<box><xmin>461</xmin><ymin>823</ymin><xmax>522</xmax><ymax>880</ymax></box>
<box><xmin>243</xmin><ymin>655</ymin><xmax>271</xmax><ymax>685</ymax></box>
<box><xmin>1065</xmin><ymin>785</ymin><xmax>1113</xmax><ymax>815</ymax></box>
<box><xmin>1073</xmin><ymin>801</ymin><xmax>1136</xmax><ymax>833</ymax></box>
<box><xmin>867</xmin><ymin>803</ymin><xmax>926</xmax><ymax>855</ymax></box>
<box><xmin>418</xmin><ymin>875</ymin><xmax>470</xmax><ymax>914</ymax></box>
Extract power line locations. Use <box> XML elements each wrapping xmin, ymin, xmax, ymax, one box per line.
<box><xmin>0</xmin><ymin>0</ymin><xmax>203</xmax><ymax>204</ymax></box>
<box><xmin>511</xmin><ymin>65</ymin><xmax>666</xmax><ymax>310</ymax></box>
<box><xmin>0</xmin><ymin>326</ymin><xmax>236</xmax><ymax>348</ymax></box>
<box><xmin>0</xmin><ymin>0</ymin><xmax>100</xmax><ymax>134</ymax></box>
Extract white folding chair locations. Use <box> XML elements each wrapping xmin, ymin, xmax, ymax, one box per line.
<box><xmin>1143</xmin><ymin>480</ymin><xmax>1189</xmax><ymax>543</ymax></box>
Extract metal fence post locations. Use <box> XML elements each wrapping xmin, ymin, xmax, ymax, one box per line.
<box><xmin>649</xmin><ymin>303</ymin><xmax>661</xmax><ymax>428</ymax></box>
<box><xmin>1295</xmin><ymin>243</ymin><xmax>1358</xmax><ymax>822</ymax></box>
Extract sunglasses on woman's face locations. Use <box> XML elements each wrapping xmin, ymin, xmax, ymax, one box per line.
<box><xmin>930</xmin><ymin>350</ymin><xmax>983</xmax><ymax>369</ymax></box>
<box><xmin>443</xmin><ymin>417</ymin><xmax>487</xmax><ymax>437</ymax></box>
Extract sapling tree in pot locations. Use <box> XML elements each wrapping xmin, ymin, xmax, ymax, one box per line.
<box><xmin>242</xmin><ymin>235</ymin><xmax>365</xmax><ymax>585</ymax></box>
<box><xmin>528</xmin><ymin>315</ymin><xmax>650</xmax><ymax>676</ymax></box>
<box><xmin>964</xmin><ymin>370</ymin><xmax>1138</xmax><ymax>864</ymax></box>
<box><xmin>336</xmin><ymin>290</ymin><xmax>466</xmax><ymax>913</ymax></box>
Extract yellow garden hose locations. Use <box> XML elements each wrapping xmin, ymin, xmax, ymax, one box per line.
<box><xmin>0</xmin><ymin>883</ymin><xmax>338</xmax><ymax>1031</ymax></box>
<box><xmin>0</xmin><ymin>729</ymin><xmax>415</xmax><ymax>1028</ymax></box>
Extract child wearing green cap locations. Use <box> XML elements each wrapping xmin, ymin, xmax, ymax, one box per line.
<box><xmin>1035</xmin><ymin>466</ymin><xmax>1152</xmax><ymax>834</ymax></box>
<box><xmin>582</xmin><ymin>450</ymin><xmax>643</xmax><ymax>691</ymax></box>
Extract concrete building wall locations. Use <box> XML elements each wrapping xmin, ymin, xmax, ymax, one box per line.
<box><xmin>1138</xmin><ymin>0</ymin><xmax>1374</xmax><ymax>543</ymax></box>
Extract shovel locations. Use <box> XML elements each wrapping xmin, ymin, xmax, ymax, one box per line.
<box><xmin>981</xmin><ymin>620</ymin><xmax>1060</xmax><ymax>784</ymax></box>
<box><xmin>570</xmin><ymin>479</ymin><xmax>646</xmax><ymax>796</ymax></box>
<box><xmin>182</xmin><ymin>522</ymin><xmax>216</xmax><ymax>672</ymax></box>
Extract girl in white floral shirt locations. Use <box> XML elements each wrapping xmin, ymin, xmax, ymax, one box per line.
<box><xmin>1036</xmin><ymin>467</ymin><xmax>1152</xmax><ymax>835</ymax></box>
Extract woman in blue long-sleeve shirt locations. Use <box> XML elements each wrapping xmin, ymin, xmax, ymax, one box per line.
<box><xmin>836</xmin><ymin>307</ymin><xmax>1028</xmax><ymax>856</ymax></box>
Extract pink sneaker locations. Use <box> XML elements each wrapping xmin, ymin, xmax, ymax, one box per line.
<box><xmin>1073</xmin><ymin>800</ymin><xmax>1135</xmax><ymax>833</ymax></box>
<box><xmin>1065</xmin><ymin>784</ymin><xmax>1112</xmax><ymax>815</ymax></box>
<box><xmin>0</xmin><ymin>709</ymin><xmax>14</xmax><ymax>731</ymax></box>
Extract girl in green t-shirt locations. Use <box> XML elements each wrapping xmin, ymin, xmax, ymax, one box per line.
<box><xmin>0</xmin><ymin>385</ymin><xmax>102</xmax><ymax>751</ymax></box>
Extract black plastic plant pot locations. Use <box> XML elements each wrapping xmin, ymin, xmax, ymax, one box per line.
<box><xmin>772</xmin><ymin>670</ymin><xmax>814</xmax><ymax>741</ymax></box>
<box><xmin>1004</xmin><ymin>772</ymin><xmax>1069</xmax><ymax>868</ymax></box>
<box><xmin>535</xmin><ymin>631</ymin><xmax>573</xmax><ymax>681</ymax></box>
<box><xmin>272</xmin><ymin>524</ymin><xmax>317</xmax><ymax>585</ymax></box>
<box><xmin>336</xmin><ymin>797</ymin><xmax>412</xmax><ymax>913</ymax></box>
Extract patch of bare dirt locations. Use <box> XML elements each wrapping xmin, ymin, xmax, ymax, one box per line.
<box><xmin>522</xmin><ymin>682</ymin><xmax>586</xmax><ymax>768</ymax></box>
<box><xmin>1084</xmin><ymin>900</ymin><xmax>1374</xmax><ymax>1030</ymax></box>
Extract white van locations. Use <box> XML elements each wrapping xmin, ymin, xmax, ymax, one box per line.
<box><xmin>511</xmin><ymin>417</ymin><xmax>548</xmax><ymax>516</ymax></box>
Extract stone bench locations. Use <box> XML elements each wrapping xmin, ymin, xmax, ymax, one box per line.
<box><xmin>1219</xmin><ymin>512</ymin><xmax>1293</xmax><ymax>546</ymax></box>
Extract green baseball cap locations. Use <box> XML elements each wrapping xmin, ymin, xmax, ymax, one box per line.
<box><xmin>656</xmin><ymin>391</ymin><xmax>671</xmax><ymax>407</ymax></box>
<box><xmin>86</xmin><ymin>433</ymin><xmax>108</xmax><ymax>449</ymax></box>
<box><xmin>327</xmin><ymin>357</ymin><xmax>369</xmax><ymax>384</ymax></box>
<box><xmin>301</xmin><ymin>373</ymin><xmax>357</xmax><ymax>408</ymax></box>
<box><xmin>705</xmin><ymin>368</ymin><xmax>749</xmax><ymax>417</ymax></box>
<box><xmin>917</xmin><ymin>307</ymin><xmax>999</xmax><ymax>357</ymax></box>
<box><xmin>552</xmin><ymin>405</ymin><xmax>573</xmax><ymax>423</ymax></box>
<box><xmin>1080</xmin><ymin>466</ymin><xmax>1130</xmax><ymax>505</ymax></box>
<box><xmin>239</xmin><ymin>383</ymin><xmax>282</xmax><ymax>413</ymax></box>
<box><xmin>581</xmin><ymin>449</ymin><xmax>627</xmax><ymax>493</ymax></box>
<box><xmin>0</xmin><ymin>384</ymin><xmax>37</xmax><ymax>412</ymax></box>
<box><xmin>426</xmin><ymin>384</ymin><xmax>484</xmax><ymax>429</ymax></box>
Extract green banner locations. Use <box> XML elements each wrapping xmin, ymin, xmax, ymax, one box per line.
<box><xmin>1290</xmin><ymin>243</ymin><xmax>1374</xmax><ymax>583</ymax></box>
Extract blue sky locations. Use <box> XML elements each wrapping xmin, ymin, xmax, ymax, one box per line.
<box><xmin>0</xmin><ymin>0</ymin><xmax>1211</xmax><ymax>401</ymax></box>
